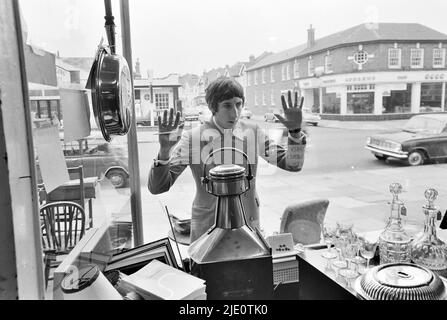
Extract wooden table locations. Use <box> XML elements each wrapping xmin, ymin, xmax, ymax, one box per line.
<box><xmin>46</xmin><ymin>177</ymin><xmax>99</xmax><ymax>228</ymax></box>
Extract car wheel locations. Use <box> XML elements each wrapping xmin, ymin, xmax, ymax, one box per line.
<box><xmin>106</xmin><ymin>169</ymin><xmax>128</xmax><ymax>188</ymax></box>
<box><xmin>374</xmin><ymin>154</ymin><xmax>388</xmax><ymax>160</ymax></box>
<box><xmin>407</xmin><ymin>150</ymin><xmax>424</xmax><ymax>166</ymax></box>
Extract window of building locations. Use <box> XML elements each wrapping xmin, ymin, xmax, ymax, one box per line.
<box><xmin>293</xmin><ymin>59</ymin><xmax>300</xmax><ymax>78</ymax></box>
<box><xmin>347</xmin><ymin>84</ymin><xmax>375</xmax><ymax>92</ymax></box>
<box><xmin>261</xmin><ymin>68</ymin><xmax>266</xmax><ymax>84</ymax></box>
<box><xmin>388</xmin><ymin>48</ymin><xmax>401</xmax><ymax>68</ymax></box>
<box><xmin>155</xmin><ymin>93</ymin><xmax>169</xmax><ymax>109</ymax></box>
<box><xmin>262</xmin><ymin>91</ymin><xmax>266</xmax><ymax>105</ymax></box>
<box><xmin>270</xmin><ymin>66</ymin><xmax>275</xmax><ymax>83</ymax></box>
<box><xmin>271</xmin><ymin>90</ymin><xmax>275</xmax><ymax>106</ymax></box>
<box><xmin>353</xmin><ymin>50</ymin><xmax>368</xmax><ymax>64</ymax></box>
<box><xmin>322</xmin><ymin>88</ymin><xmax>340</xmax><ymax>114</ymax></box>
<box><xmin>382</xmin><ymin>84</ymin><xmax>412</xmax><ymax>114</ymax></box>
<box><xmin>247</xmin><ymin>73</ymin><xmax>252</xmax><ymax>86</ymax></box>
<box><xmin>254</xmin><ymin>70</ymin><xmax>258</xmax><ymax>85</ymax></box>
<box><xmin>411</xmin><ymin>48</ymin><xmax>424</xmax><ymax>68</ymax></box>
<box><xmin>254</xmin><ymin>91</ymin><xmax>258</xmax><ymax>106</ymax></box>
<box><xmin>308</xmin><ymin>57</ymin><xmax>315</xmax><ymax>76</ymax></box>
<box><xmin>420</xmin><ymin>82</ymin><xmax>443</xmax><ymax>112</ymax></box>
<box><xmin>347</xmin><ymin>92</ymin><xmax>374</xmax><ymax>114</ymax></box>
<box><xmin>281</xmin><ymin>64</ymin><xmax>286</xmax><ymax>81</ymax></box>
<box><xmin>433</xmin><ymin>48</ymin><xmax>446</xmax><ymax>68</ymax></box>
<box><xmin>324</xmin><ymin>55</ymin><xmax>333</xmax><ymax>73</ymax></box>
<box><xmin>286</xmin><ymin>64</ymin><xmax>291</xmax><ymax>80</ymax></box>
<box><xmin>134</xmin><ymin>89</ymin><xmax>141</xmax><ymax>100</ymax></box>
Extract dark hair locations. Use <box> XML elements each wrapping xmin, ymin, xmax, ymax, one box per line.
<box><xmin>205</xmin><ymin>77</ymin><xmax>245</xmax><ymax>113</ymax></box>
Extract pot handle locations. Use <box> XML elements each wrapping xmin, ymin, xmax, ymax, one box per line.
<box><xmin>201</xmin><ymin>147</ymin><xmax>253</xmax><ymax>185</ymax></box>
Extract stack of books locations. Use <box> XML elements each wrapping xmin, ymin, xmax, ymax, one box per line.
<box><xmin>118</xmin><ymin>260</ymin><xmax>206</xmax><ymax>300</ymax></box>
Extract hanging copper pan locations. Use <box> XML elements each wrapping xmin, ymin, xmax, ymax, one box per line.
<box><xmin>85</xmin><ymin>0</ymin><xmax>132</xmax><ymax>142</ymax></box>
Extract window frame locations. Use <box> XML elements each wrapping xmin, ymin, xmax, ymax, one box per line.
<box><xmin>293</xmin><ymin>59</ymin><xmax>300</xmax><ymax>79</ymax></box>
<box><xmin>433</xmin><ymin>48</ymin><xmax>446</xmax><ymax>68</ymax></box>
<box><xmin>270</xmin><ymin>66</ymin><xmax>275</xmax><ymax>83</ymax></box>
<box><xmin>324</xmin><ymin>55</ymin><xmax>333</xmax><ymax>73</ymax></box>
<box><xmin>388</xmin><ymin>48</ymin><xmax>402</xmax><ymax>69</ymax></box>
<box><xmin>261</xmin><ymin>68</ymin><xmax>266</xmax><ymax>84</ymax></box>
<box><xmin>410</xmin><ymin>48</ymin><xmax>424</xmax><ymax>69</ymax></box>
<box><xmin>155</xmin><ymin>93</ymin><xmax>170</xmax><ymax>109</ymax></box>
<box><xmin>308</xmin><ymin>58</ymin><xmax>315</xmax><ymax>77</ymax></box>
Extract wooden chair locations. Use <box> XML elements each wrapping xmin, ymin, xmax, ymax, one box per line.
<box><xmin>279</xmin><ymin>199</ymin><xmax>330</xmax><ymax>245</ymax></box>
<box><xmin>40</xmin><ymin>201</ymin><xmax>86</xmax><ymax>288</ymax></box>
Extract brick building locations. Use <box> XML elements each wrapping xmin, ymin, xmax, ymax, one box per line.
<box><xmin>246</xmin><ymin>23</ymin><xmax>447</xmax><ymax>120</ymax></box>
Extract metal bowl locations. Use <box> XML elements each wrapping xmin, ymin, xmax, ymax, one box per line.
<box><xmin>354</xmin><ymin>263</ymin><xmax>447</xmax><ymax>300</ymax></box>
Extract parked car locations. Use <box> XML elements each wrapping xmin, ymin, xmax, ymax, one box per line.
<box><xmin>365</xmin><ymin>114</ymin><xmax>447</xmax><ymax>166</ymax></box>
<box><xmin>264</xmin><ymin>108</ymin><xmax>284</xmax><ymax>122</ymax></box>
<box><xmin>183</xmin><ymin>107</ymin><xmax>201</xmax><ymax>121</ymax></box>
<box><xmin>37</xmin><ymin>137</ymin><xmax>130</xmax><ymax>188</ymax></box>
<box><xmin>302</xmin><ymin>107</ymin><xmax>321</xmax><ymax>126</ymax></box>
<box><xmin>240</xmin><ymin>107</ymin><xmax>253</xmax><ymax>119</ymax></box>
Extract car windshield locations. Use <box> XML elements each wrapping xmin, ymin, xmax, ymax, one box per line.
<box><xmin>403</xmin><ymin>116</ymin><xmax>445</xmax><ymax>134</ymax></box>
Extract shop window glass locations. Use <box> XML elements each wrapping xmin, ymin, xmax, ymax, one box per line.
<box><xmin>347</xmin><ymin>92</ymin><xmax>374</xmax><ymax>114</ymax></box>
<box><xmin>12</xmin><ymin>0</ymin><xmax>447</xmax><ymax>301</ymax></box>
<box><xmin>312</xmin><ymin>88</ymin><xmax>320</xmax><ymax>113</ymax></box>
<box><xmin>420</xmin><ymin>83</ymin><xmax>442</xmax><ymax>112</ymax></box>
<box><xmin>382</xmin><ymin>84</ymin><xmax>412</xmax><ymax>114</ymax></box>
<box><xmin>322</xmin><ymin>88</ymin><xmax>340</xmax><ymax>114</ymax></box>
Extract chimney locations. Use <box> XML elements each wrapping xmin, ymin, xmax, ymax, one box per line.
<box><xmin>307</xmin><ymin>24</ymin><xmax>315</xmax><ymax>48</ymax></box>
<box><xmin>134</xmin><ymin>58</ymin><xmax>141</xmax><ymax>79</ymax></box>
<box><xmin>249</xmin><ymin>55</ymin><xmax>255</xmax><ymax>63</ymax></box>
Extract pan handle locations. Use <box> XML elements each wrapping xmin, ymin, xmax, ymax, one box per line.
<box><xmin>104</xmin><ymin>0</ymin><xmax>116</xmax><ymax>54</ymax></box>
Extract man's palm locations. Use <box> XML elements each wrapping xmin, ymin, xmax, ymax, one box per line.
<box><xmin>274</xmin><ymin>91</ymin><xmax>303</xmax><ymax>130</ymax></box>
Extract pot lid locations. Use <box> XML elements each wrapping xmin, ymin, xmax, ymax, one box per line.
<box><xmin>376</xmin><ymin>264</ymin><xmax>432</xmax><ymax>287</ymax></box>
<box><xmin>209</xmin><ymin>164</ymin><xmax>245</xmax><ymax>178</ymax></box>
<box><xmin>354</xmin><ymin>263</ymin><xmax>447</xmax><ymax>300</ymax></box>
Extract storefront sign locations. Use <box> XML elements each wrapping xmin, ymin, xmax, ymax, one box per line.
<box><xmin>425</xmin><ymin>73</ymin><xmax>445</xmax><ymax>80</ymax></box>
<box><xmin>345</xmin><ymin>76</ymin><xmax>376</xmax><ymax>83</ymax></box>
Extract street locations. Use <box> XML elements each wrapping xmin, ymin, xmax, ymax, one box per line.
<box><xmin>134</xmin><ymin>119</ymin><xmax>404</xmax><ymax>180</ymax></box>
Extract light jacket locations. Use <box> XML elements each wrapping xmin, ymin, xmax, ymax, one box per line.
<box><xmin>148</xmin><ymin>117</ymin><xmax>306</xmax><ymax>242</ymax></box>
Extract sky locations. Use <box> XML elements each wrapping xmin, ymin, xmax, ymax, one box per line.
<box><xmin>20</xmin><ymin>0</ymin><xmax>447</xmax><ymax>78</ymax></box>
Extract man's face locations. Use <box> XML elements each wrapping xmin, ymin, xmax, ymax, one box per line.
<box><xmin>213</xmin><ymin>97</ymin><xmax>243</xmax><ymax>129</ymax></box>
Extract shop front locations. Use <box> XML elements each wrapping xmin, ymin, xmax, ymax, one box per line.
<box><xmin>299</xmin><ymin>70</ymin><xmax>447</xmax><ymax>119</ymax></box>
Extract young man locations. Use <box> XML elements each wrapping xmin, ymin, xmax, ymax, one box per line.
<box><xmin>148</xmin><ymin>77</ymin><xmax>306</xmax><ymax>242</ymax></box>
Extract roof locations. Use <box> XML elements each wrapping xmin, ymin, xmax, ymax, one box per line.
<box><xmin>248</xmin><ymin>23</ymin><xmax>447</xmax><ymax>70</ymax></box>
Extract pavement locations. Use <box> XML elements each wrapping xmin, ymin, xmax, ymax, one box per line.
<box><xmin>91</xmin><ymin>117</ymin><xmax>447</xmax><ymax>248</ymax></box>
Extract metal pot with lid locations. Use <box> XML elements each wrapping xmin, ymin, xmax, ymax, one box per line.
<box><xmin>354</xmin><ymin>263</ymin><xmax>447</xmax><ymax>300</ymax></box>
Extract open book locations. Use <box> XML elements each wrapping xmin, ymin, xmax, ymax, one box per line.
<box><xmin>119</xmin><ymin>260</ymin><xmax>206</xmax><ymax>300</ymax></box>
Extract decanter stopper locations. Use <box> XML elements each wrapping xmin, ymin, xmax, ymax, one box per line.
<box><xmin>389</xmin><ymin>182</ymin><xmax>406</xmax><ymax>216</ymax></box>
<box><xmin>424</xmin><ymin>188</ymin><xmax>438</xmax><ymax>208</ymax></box>
<box><xmin>389</xmin><ymin>182</ymin><xmax>402</xmax><ymax>198</ymax></box>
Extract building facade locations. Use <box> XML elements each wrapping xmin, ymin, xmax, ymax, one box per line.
<box><xmin>246</xmin><ymin>23</ymin><xmax>447</xmax><ymax>119</ymax></box>
<box><xmin>133</xmin><ymin>73</ymin><xmax>181</xmax><ymax>125</ymax></box>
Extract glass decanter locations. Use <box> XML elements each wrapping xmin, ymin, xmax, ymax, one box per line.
<box><xmin>379</xmin><ymin>182</ymin><xmax>412</xmax><ymax>264</ymax></box>
<box><xmin>410</xmin><ymin>188</ymin><xmax>447</xmax><ymax>272</ymax></box>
